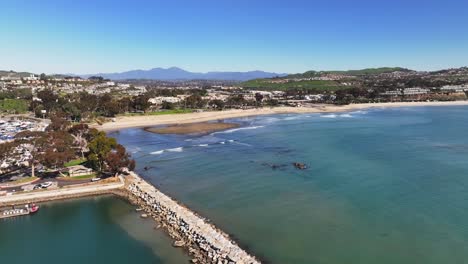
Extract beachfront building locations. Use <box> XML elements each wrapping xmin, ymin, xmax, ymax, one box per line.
<box><xmin>66</xmin><ymin>165</ymin><xmax>93</xmax><ymax>177</ymax></box>
<box><xmin>440</xmin><ymin>84</ymin><xmax>468</xmax><ymax>92</ymax></box>
<box><xmin>403</xmin><ymin>87</ymin><xmax>430</xmax><ymax>95</ymax></box>
<box><xmin>148</xmin><ymin>96</ymin><xmax>182</xmax><ymax>105</ymax></box>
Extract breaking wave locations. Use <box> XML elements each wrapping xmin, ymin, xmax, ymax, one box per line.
<box><xmin>167</xmin><ymin>147</ymin><xmax>184</xmax><ymax>152</ymax></box>
<box><xmin>150</xmin><ymin>147</ymin><xmax>184</xmax><ymax>155</ymax></box>
<box><xmin>321</xmin><ymin>114</ymin><xmax>338</xmax><ymax>118</ymax></box>
<box><xmin>212</xmin><ymin>126</ymin><xmax>265</xmax><ymax>135</ymax></box>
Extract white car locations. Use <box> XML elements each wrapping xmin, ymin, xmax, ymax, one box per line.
<box><xmin>40</xmin><ymin>182</ymin><xmax>53</xmax><ymax>188</ymax></box>
<box><xmin>91</xmin><ymin>177</ymin><xmax>101</xmax><ymax>182</ymax></box>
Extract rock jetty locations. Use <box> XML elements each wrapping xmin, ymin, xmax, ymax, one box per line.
<box><xmin>126</xmin><ymin>172</ymin><xmax>260</xmax><ymax>264</ymax></box>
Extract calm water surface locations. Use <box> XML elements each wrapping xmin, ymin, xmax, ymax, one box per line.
<box><xmin>110</xmin><ymin>106</ymin><xmax>468</xmax><ymax>264</ymax></box>
<box><xmin>0</xmin><ymin>196</ymin><xmax>189</xmax><ymax>264</ymax></box>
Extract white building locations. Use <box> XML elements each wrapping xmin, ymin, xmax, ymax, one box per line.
<box><xmin>148</xmin><ymin>97</ymin><xmax>182</xmax><ymax>105</ymax></box>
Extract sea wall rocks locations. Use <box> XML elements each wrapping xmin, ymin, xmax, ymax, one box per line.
<box><xmin>126</xmin><ymin>172</ymin><xmax>260</xmax><ymax>264</ymax></box>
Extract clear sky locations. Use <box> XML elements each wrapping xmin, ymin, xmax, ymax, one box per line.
<box><xmin>1</xmin><ymin>0</ymin><xmax>467</xmax><ymax>74</ymax></box>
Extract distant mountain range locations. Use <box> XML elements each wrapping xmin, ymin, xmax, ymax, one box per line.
<box><xmin>79</xmin><ymin>67</ymin><xmax>286</xmax><ymax>81</ymax></box>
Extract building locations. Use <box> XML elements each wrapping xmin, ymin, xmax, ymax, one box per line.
<box><xmin>148</xmin><ymin>97</ymin><xmax>182</xmax><ymax>105</ymax></box>
<box><xmin>66</xmin><ymin>165</ymin><xmax>93</xmax><ymax>177</ymax></box>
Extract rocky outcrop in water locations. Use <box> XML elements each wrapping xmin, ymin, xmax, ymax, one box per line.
<box><xmin>293</xmin><ymin>162</ymin><xmax>307</xmax><ymax>170</ymax></box>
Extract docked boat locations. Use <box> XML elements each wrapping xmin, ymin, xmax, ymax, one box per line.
<box><xmin>0</xmin><ymin>204</ymin><xmax>39</xmax><ymax>219</ymax></box>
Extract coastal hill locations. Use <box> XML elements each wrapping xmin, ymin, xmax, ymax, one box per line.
<box><xmin>79</xmin><ymin>67</ymin><xmax>286</xmax><ymax>81</ymax></box>
<box><xmin>286</xmin><ymin>67</ymin><xmax>414</xmax><ymax>78</ymax></box>
<box><xmin>0</xmin><ymin>70</ymin><xmax>35</xmax><ymax>78</ymax></box>
<box><xmin>240</xmin><ymin>67</ymin><xmax>468</xmax><ymax>91</ymax></box>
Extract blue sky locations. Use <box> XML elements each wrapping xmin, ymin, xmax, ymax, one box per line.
<box><xmin>1</xmin><ymin>0</ymin><xmax>467</xmax><ymax>74</ymax></box>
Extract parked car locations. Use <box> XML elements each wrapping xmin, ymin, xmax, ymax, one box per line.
<box><xmin>91</xmin><ymin>177</ymin><xmax>101</xmax><ymax>182</ymax></box>
<box><xmin>40</xmin><ymin>182</ymin><xmax>53</xmax><ymax>188</ymax></box>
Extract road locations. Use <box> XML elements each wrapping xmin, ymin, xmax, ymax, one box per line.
<box><xmin>1</xmin><ymin>177</ymin><xmax>95</xmax><ymax>192</ymax></box>
<box><xmin>0</xmin><ymin>179</ymin><xmax>124</xmax><ymax>205</ymax></box>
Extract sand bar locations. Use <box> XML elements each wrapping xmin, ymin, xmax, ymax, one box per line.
<box><xmin>95</xmin><ymin>101</ymin><xmax>468</xmax><ymax>132</ymax></box>
<box><xmin>145</xmin><ymin>122</ymin><xmax>240</xmax><ymax>135</ymax></box>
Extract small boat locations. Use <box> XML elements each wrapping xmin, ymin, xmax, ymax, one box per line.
<box><xmin>0</xmin><ymin>204</ymin><xmax>39</xmax><ymax>219</ymax></box>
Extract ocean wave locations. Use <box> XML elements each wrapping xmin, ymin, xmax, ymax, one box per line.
<box><xmin>196</xmin><ymin>144</ymin><xmax>209</xmax><ymax>147</ymax></box>
<box><xmin>283</xmin><ymin>116</ymin><xmax>302</xmax><ymax>121</ymax></box>
<box><xmin>340</xmin><ymin>114</ymin><xmax>353</xmax><ymax>118</ymax></box>
<box><xmin>167</xmin><ymin>147</ymin><xmax>184</xmax><ymax>152</ymax></box>
<box><xmin>321</xmin><ymin>114</ymin><xmax>338</xmax><ymax>118</ymax></box>
<box><xmin>219</xmin><ymin>141</ymin><xmax>225</xmax><ymax>144</ymax></box>
<box><xmin>129</xmin><ymin>147</ymin><xmax>141</xmax><ymax>154</ymax></box>
<box><xmin>150</xmin><ymin>147</ymin><xmax>184</xmax><ymax>155</ymax></box>
<box><xmin>212</xmin><ymin>126</ymin><xmax>265</xmax><ymax>135</ymax></box>
<box><xmin>350</xmin><ymin>110</ymin><xmax>368</xmax><ymax>115</ymax></box>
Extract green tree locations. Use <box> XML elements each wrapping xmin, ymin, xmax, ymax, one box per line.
<box><xmin>161</xmin><ymin>101</ymin><xmax>176</xmax><ymax>110</ymax></box>
<box><xmin>209</xmin><ymin>99</ymin><xmax>225</xmax><ymax>110</ymax></box>
<box><xmin>184</xmin><ymin>94</ymin><xmax>205</xmax><ymax>109</ymax></box>
<box><xmin>87</xmin><ymin>131</ymin><xmax>117</xmax><ymax>172</ymax></box>
<box><xmin>37</xmin><ymin>89</ymin><xmax>59</xmax><ymax>112</ymax></box>
<box><xmin>105</xmin><ymin>144</ymin><xmax>135</xmax><ymax>176</ymax></box>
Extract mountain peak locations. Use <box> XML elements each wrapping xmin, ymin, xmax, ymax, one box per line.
<box><xmin>80</xmin><ymin>67</ymin><xmax>286</xmax><ymax>81</ymax></box>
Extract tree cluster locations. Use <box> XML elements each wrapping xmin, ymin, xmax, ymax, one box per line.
<box><xmin>7</xmin><ymin>117</ymin><xmax>135</xmax><ymax>178</ymax></box>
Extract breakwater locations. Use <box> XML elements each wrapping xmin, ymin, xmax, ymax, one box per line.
<box><xmin>125</xmin><ymin>172</ymin><xmax>260</xmax><ymax>264</ymax></box>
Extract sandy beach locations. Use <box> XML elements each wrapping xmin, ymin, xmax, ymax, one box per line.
<box><xmin>95</xmin><ymin>101</ymin><xmax>468</xmax><ymax>132</ymax></box>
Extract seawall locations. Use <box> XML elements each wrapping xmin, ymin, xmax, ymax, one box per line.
<box><xmin>125</xmin><ymin>172</ymin><xmax>261</xmax><ymax>264</ymax></box>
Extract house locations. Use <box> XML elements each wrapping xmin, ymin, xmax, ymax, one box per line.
<box><xmin>66</xmin><ymin>165</ymin><xmax>93</xmax><ymax>177</ymax></box>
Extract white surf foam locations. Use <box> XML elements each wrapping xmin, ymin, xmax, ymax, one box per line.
<box><xmin>151</xmin><ymin>147</ymin><xmax>184</xmax><ymax>155</ymax></box>
<box><xmin>213</xmin><ymin>126</ymin><xmax>264</xmax><ymax>135</ymax></box>
<box><xmin>166</xmin><ymin>147</ymin><xmax>184</xmax><ymax>152</ymax></box>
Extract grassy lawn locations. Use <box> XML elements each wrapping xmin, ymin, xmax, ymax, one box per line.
<box><xmin>64</xmin><ymin>158</ymin><xmax>87</xmax><ymax>167</ymax></box>
<box><xmin>123</xmin><ymin>109</ymin><xmax>193</xmax><ymax>116</ymax></box>
<box><xmin>0</xmin><ymin>99</ymin><xmax>29</xmax><ymax>114</ymax></box>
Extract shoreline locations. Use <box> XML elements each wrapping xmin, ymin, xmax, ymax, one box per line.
<box><xmin>94</xmin><ymin>101</ymin><xmax>468</xmax><ymax>132</ymax></box>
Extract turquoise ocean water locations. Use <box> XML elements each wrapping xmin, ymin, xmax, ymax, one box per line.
<box><xmin>0</xmin><ymin>196</ymin><xmax>189</xmax><ymax>263</ymax></box>
<box><xmin>3</xmin><ymin>106</ymin><xmax>468</xmax><ymax>264</ymax></box>
<box><xmin>111</xmin><ymin>106</ymin><xmax>468</xmax><ymax>264</ymax></box>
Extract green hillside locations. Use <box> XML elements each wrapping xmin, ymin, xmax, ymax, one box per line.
<box><xmin>287</xmin><ymin>67</ymin><xmax>412</xmax><ymax>78</ymax></box>
<box><xmin>241</xmin><ymin>79</ymin><xmax>347</xmax><ymax>91</ymax></box>
<box><xmin>0</xmin><ymin>70</ymin><xmax>35</xmax><ymax>78</ymax></box>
